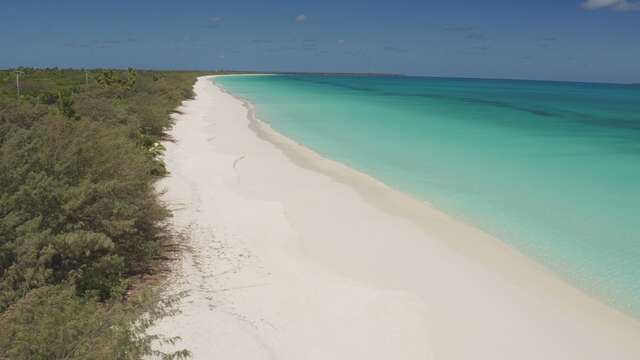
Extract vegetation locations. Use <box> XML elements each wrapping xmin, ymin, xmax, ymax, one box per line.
<box><xmin>0</xmin><ymin>67</ymin><xmax>211</xmax><ymax>359</ymax></box>
<box><xmin>0</xmin><ymin>286</ymin><xmax>188</xmax><ymax>360</ymax></box>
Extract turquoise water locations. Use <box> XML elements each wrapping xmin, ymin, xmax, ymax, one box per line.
<box><xmin>215</xmin><ymin>75</ymin><xmax>640</xmax><ymax>315</ymax></box>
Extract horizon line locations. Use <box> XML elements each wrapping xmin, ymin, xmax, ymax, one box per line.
<box><xmin>1</xmin><ymin>67</ymin><xmax>636</xmax><ymax>86</ymax></box>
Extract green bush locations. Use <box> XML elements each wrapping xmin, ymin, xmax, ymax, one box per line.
<box><xmin>0</xmin><ymin>285</ymin><xmax>190</xmax><ymax>360</ymax></box>
<box><xmin>0</xmin><ymin>69</ymin><xmax>209</xmax><ymax>358</ymax></box>
<box><xmin>0</xmin><ymin>115</ymin><xmax>169</xmax><ymax>308</ymax></box>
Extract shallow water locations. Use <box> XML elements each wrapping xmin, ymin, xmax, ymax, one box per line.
<box><xmin>215</xmin><ymin>74</ymin><xmax>640</xmax><ymax>315</ymax></box>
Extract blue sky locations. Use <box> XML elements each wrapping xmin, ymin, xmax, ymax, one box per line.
<box><xmin>1</xmin><ymin>0</ymin><xmax>639</xmax><ymax>83</ymax></box>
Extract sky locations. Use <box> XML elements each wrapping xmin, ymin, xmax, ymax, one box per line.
<box><xmin>1</xmin><ymin>0</ymin><xmax>639</xmax><ymax>83</ymax></box>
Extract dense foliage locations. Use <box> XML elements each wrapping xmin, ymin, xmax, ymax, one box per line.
<box><xmin>0</xmin><ymin>285</ymin><xmax>189</xmax><ymax>360</ymax></box>
<box><xmin>0</xmin><ymin>68</ymin><xmax>207</xmax><ymax>359</ymax></box>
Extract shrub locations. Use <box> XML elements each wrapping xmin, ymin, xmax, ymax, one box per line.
<box><xmin>0</xmin><ymin>285</ymin><xmax>190</xmax><ymax>360</ymax></box>
<box><xmin>0</xmin><ymin>69</ymin><xmax>206</xmax><ymax>358</ymax></box>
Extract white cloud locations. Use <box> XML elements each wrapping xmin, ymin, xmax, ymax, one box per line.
<box><xmin>207</xmin><ymin>16</ymin><xmax>224</xmax><ymax>29</ymax></box>
<box><xmin>582</xmin><ymin>0</ymin><xmax>640</xmax><ymax>11</ymax></box>
<box><xmin>295</xmin><ymin>14</ymin><xmax>306</xmax><ymax>23</ymax></box>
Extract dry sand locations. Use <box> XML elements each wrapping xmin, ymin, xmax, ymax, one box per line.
<box><xmin>152</xmin><ymin>75</ymin><xmax>640</xmax><ymax>359</ymax></box>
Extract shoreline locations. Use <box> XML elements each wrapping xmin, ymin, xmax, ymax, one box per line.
<box><xmin>217</xmin><ymin>75</ymin><xmax>638</xmax><ymax>320</ymax></box>
<box><xmin>153</xmin><ymin>75</ymin><xmax>640</xmax><ymax>359</ymax></box>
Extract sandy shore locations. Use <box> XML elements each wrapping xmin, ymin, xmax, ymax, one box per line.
<box><xmin>153</xmin><ymin>75</ymin><xmax>640</xmax><ymax>359</ymax></box>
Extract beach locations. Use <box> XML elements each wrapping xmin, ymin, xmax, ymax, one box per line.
<box><xmin>153</xmin><ymin>75</ymin><xmax>640</xmax><ymax>359</ymax></box>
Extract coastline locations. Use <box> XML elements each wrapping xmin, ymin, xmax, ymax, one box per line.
<box><xmin>153</xmin><ymin>75</ymin><xmax>640</xmax><ymax>359</ymax></box>
<box><xmin>219</xmin><ymin>75</ymin><xmax>638</xmax><ymax>318</ymax></box>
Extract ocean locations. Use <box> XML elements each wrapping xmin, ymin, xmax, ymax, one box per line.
<box><xmin>214</xmin><ymin>74</ymin><xmax>640</xmax><ymax>315</ymax></box>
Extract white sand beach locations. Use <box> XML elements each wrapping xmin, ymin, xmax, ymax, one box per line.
<box><xmin>153</xmin><ymin>75</ymin><xmax>640</xmax><ymax>359</ymax></box>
